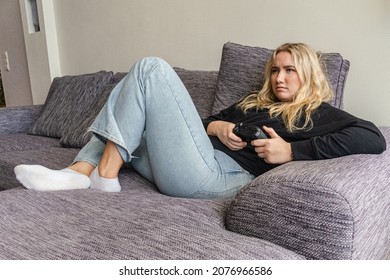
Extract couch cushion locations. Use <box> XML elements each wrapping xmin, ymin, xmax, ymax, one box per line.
<box><xmin>0</xmin><ymin>105</ymin><xmax>43</xmax><ymax>134</ymax></box>
<box><xmin>28</xmin><ymin>71</ymin><xmax>113</xmax><ymax>139</ymax></box>
<box><xmin>0</xmin><ymin>134</ymin><xmax>61</xmax><ymax>152</ymax></box>
<box><xmin>212</xmin><ymin>42</ymin><xmax>350</xmax><ymax>114</ymax></box>
<box><xmin>59</xmin><ymin>84</ymin><xmax>113</xmax><ymax>148</ymax></box>
<box><xmin>59</xmin><ymin>72</ymin><xmax>126</xmax><ymax>149</ymax></box>
<box><xmin>212</xmin><ymin>42</ymin><xmax>273</xmax><ymax>114</ymax></box>
<box><xmin>0</xmin><ymin>169</ymin><xmax>304</xmax><ymax>259</ymax></box>
<box><xmin>320</xmin><ymin>53</ymin><xmax>350</xmax><ymax>109</ymax></box>
<box><xmin>226</xmin><ymin>176</ymin><xmax>355</xmax><ymax>260</ymax></box>
<box><xmin>174</xmin><ymin>68</ymin><xmax>218</xmax><ymax>119</ymax></box>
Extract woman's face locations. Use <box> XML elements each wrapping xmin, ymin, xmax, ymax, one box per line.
<box><xmin>271</xmin><ymin>51</ymin><xmax>301</xmax><ymax>102</ymax></box>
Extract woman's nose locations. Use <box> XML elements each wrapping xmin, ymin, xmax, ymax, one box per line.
<box><xmin>276</xmin><ymin>72</ymin><xmax>284</xmax><ymax>82</ymax></box>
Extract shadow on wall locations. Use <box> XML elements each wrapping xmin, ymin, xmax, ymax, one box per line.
<box><xmin>0</xmin><ymin>71</ymin><xmax>5</xmax><ymax>107</ymax></box>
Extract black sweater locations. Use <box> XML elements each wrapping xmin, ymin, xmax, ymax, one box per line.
<box><xmin>202</xmin><ymin>103</ymin><xmax>386</xmax><ymax>177</ymax></box>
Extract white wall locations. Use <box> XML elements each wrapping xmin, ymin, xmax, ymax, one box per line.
<box><xmin>50</xmin><ymin>0</ymin><xmax>389</xmax><ymax>126</ymax></box>
<box><xmin>19</xmin><ymin>0</ymin><xmax>61</xmax><ymax>105</ymax></box>
<box><xmin>0</xmin><ymin>0</ymin><xmax>32</xmax><ymax>107</ymax></box>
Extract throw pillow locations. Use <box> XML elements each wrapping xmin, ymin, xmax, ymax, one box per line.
<box><xmin>320</xmin><ymin>53</ymin><xmax>350</xmax><ymax>109</ymax></box>
<box><xmin>60</xmin><ymin>72</ymin><xmax>127</xmax><ymax>148</ymax></box>
<box><xmin>212</xmin><ymin>42</ymin><xmax>350</xmax><ymax>114</ymax></box>
<box><xmin>29</xmin><ymin>71</ymin><xmax>113</xmax><ymax>139</ymax></box>
<box><xmin>212</xmin><ymin>42</ymin><xmax>273</xmax><ymax>114</ymax></box>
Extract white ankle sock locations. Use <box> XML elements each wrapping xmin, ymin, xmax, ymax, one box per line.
<box><xmin>14</xmin><ymin>165</ymin><xmax>91</xmax><ymax>191</ymax></box>
<box><xmin>90</xmin><ymin>167</ymin><xmax>121</xmax><ymax>192</ymax></box>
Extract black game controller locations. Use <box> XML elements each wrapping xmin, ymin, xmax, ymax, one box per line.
<box><xmin>233</xmin><ymin>122</ymin><xmax>268</xmax><ymax>141</ymax></box>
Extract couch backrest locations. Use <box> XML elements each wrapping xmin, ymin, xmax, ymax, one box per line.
<box><xmin>174</xmin><ymin>68</ymin><xmax>218</xmax><ymax>119</ymax></box>
<box><xmin>28</xmin><ymin>42</ymin><xmax>350</xmax><ymax>149</ymax></box>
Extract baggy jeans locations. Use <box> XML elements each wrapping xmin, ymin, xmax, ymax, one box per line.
<box><xmin>74</xmin><ymin>57</ymin><xmax>254</xmax><ymax>198</ymax></box>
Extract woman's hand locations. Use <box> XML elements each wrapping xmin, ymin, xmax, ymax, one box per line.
<box><xmin>252</xmin><ymin>126</ymin><xmax>293</xmax><ymax>164</ymax></box>
<box><xmin>207</xmin><ymin>121</ymin><xmax>247</xmax><ymax>151</ymax></box>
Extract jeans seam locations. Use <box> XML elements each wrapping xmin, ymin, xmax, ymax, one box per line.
<box><xmin>88</xmin><ymin>127</ymin><xmax>132</xmax><ymax>162</ymax></box>
<box><xmin>154</xmin><ymin>65</ymin><xmax>216</xmax><ymax>173</ymax></box>
<box><xmin>72</xmin><ymin>157</ymin><xmax>98</xmax><ymax>167</ymax></box>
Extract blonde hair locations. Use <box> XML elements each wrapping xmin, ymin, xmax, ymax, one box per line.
<box><xmin>238</xmin><ymin>43</ymin><xmax>333</xmax><ymax>132</ymax></box>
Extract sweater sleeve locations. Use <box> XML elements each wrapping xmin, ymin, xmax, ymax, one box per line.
<box><xmin>201</xmin><ymin>104</ymin><xmax>238</xmax><ymax>131</ymax></box>
<box><xmin>291</xmin><ymin>117</ymin><xmax>386</xmax><ymax>160</ymax></box>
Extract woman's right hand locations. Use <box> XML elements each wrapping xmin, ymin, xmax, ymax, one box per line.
<box><xmin>207</xmin><ymin>121</ymin><xmax>247</xmax><ymax>151</ymax></box>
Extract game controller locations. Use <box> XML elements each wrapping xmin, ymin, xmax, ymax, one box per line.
<box><xmin>233</xmin><ymin>122</ymin><xmax>268</xmax><ymax>141</ymax></box>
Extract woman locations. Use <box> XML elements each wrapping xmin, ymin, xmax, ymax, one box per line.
<box><xmin>15</xmin><ymin>43</ymin><xmax>386</xmax><ymax>198</ymax></box>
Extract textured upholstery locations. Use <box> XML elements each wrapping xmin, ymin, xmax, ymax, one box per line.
<box><xmin>0</xmin><ymin>134</ymin><xmax>61</xmax><ymax>153</ymax></box>
<box><xmin>213</xmin><ymin>42</ymin><xmax>273</xmax><ymax>114</ymax></box>
<box><xmin>59</xmin><ymin>82</ymin><xmax>116</xmax><ymax>148</ymax></box>
<box><xmin>0</xmin><ymin>105</ymin><xmax>43</xmax><ymax>134</ymax></box>
<box><xmin>226</xmin><ymin>127</ymin><xmax>390</xmax><ymax>260</ymax></box>
<box><xmin>0</xmin><ymin>168</ymin><xmax>304</xmax><ymax>260</ymax></box>
<box><xmin>174</xmin><ymin>68</ymin><xmax>218</xmax><ymax>119</ymax></box>
<box><xmin>28</xmin><ymin>71</ymin><xmax>113</xmax><ymax>139</ymax></box>
<box><xmin>59</xmin><ymin>72</ymin><xmax>127</xmax><ymax>148</ymax></box>
<box><xmin>320</xmin><ymin>53</ymin><xmax>350</xmax><ymax>108</ymax></box>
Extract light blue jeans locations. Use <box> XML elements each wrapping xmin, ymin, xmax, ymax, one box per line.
<box><xmin>74</xmin><ymin>57</ymin><xmax>254</xmax><ymax>199</ymax></box>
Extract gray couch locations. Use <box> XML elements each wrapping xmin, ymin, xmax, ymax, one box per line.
<box><xmin>0</xmin><ymin>42</ymin><xmax>389</xmax><ymax>260</ymax></box>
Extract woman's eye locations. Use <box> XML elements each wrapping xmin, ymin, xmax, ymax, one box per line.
<box><xmin>286</xmin><ymin>68</ymin><xmax>296</xmax><ymax>73</ymax></box>
<box><xmin>271</xmin><ymin>68</ymin><xmax>279</xmax><ymax>73</ymax></box>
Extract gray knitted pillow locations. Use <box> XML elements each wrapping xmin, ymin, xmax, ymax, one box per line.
<box><xmin>212</xmin><ymin>42</ymin><xmax>350</xmax><ymax>114</ymax></box>
<box><xmin>320</xmin><ymin>53</ymin><xmax>350</xmax><ymax>109</ymax></box>
<box><xmin>29</xmin><ymin>71</ymin><xmax>113</xmax><ymax>139</ymax></box>
<box><xmin>212</xmin><ymin>42</ymin><xmax>273</xmax><ymax>114</ymax></box>
<box><xmin>59</xmin><ymin>72</ymin><xmax>126</xmax><ymax>148</ymax></box>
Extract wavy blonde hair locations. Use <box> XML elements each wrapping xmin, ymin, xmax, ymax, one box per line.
<box><xmin>238</xmin><ymin>43</ymin><xmax>333</xmax><ymax>132</ymax></box>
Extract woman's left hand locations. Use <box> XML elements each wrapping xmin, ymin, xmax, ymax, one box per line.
<box><xmin>252</xmin><ymin>126</ymin><xmax>293</xmax><ymax>164</ymax></box>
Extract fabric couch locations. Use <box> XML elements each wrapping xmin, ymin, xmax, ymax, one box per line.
<box><xmin>0</xmin><ymin>42</ymin><xmax>389</xmax><ymax>260</ymax></box>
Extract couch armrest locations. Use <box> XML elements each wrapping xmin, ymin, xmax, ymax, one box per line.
<box><xmin>226</xmin><ymin>127</ymin><xmax>390</xmax><ymax>260</ymax></box>
<box><xmin>0</xmin><ymin>105</ymin><xmax>43</xmax><ymax>134</ymax></box>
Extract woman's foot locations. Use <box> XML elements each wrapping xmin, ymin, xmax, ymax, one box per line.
<box><xmin>89</xmin><ymin>166</ymin><xmax>121</xmax><ymax>192</ymax></box>
<box><xmin>88</xmin><ymin>140</ymin><xmax>123</xmax><ymax>192</ymax></box>
<box><xmin>14</xmin><ymin>165</ymin><xmax>91</xmax><ymax>191</ymax></box>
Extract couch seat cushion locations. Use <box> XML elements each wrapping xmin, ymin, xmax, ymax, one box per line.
<box><xmin>0</xmin><ymin>169</ymin><xmax>304</xmax><ymax>260</ymax></box>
